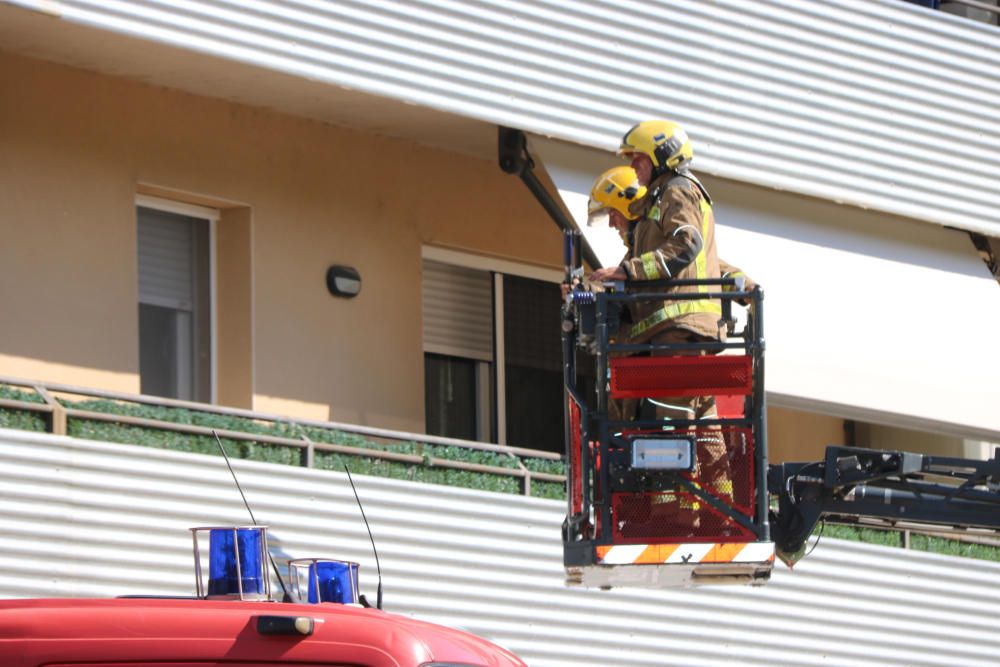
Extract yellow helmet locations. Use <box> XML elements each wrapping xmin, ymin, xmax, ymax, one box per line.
<box><xmin>619</xmin><ymin>120</ymin><xmax>693</xmax><ymax>172</ymax></box>
<box><xmin>588</xmin><ymin>166</ymin><xmax>647</xmax><ymax>221</ymax></box>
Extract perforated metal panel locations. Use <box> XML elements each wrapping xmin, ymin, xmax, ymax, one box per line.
<box><xmin>3</xmin><ymin>429</ymin><xmax>1000</xmax><ymax>666</ymax></box>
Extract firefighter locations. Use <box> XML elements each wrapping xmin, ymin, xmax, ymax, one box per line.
<box><xmin>588</xmin><ymin>120</ymin><xmax>755</xmax><ymax>527</ymax></box>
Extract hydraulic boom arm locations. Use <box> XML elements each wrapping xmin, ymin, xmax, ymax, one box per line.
<box><xmin>769</xmin><ymin>446</ymin><xmax>1000</xmax><ymax>566</ymax></box>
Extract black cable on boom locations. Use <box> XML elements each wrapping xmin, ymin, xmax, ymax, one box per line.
<box><xmin>212</xmin><ymin>430</ymin><xmax>292</xmax><ymax>602</ymax></box>
<box><xmin>345</xmin><ymin>464</ymin><xmax>383</xmax><ymax>610</ymax></box>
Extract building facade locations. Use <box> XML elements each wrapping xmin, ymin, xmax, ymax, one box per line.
<box><xmin>1</xmin><ymin>0</ymin><xmax>997</xmax><ymax>460</ymax></box>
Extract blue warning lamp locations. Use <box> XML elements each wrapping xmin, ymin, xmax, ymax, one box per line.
<box><xmin>191</xmin><ymin>526</ymin><xmax>271</xmax><ymax>600</ymax></box>
<box><xmin>289</xmin><ymin>558</ymin><xmax>360</xmax><ymax>605</ymax></box>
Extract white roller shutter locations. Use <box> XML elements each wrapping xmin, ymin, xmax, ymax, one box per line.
<box><xmin>422</xmin><ymin>259</ymin><xmax>494</xmax><ymax>362</ymax></box>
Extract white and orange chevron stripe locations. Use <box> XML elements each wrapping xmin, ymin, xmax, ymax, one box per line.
<box><xmin>596</xmin><ymin>542</ymin><xmax>775</xmax><ymax>565</ymax></box>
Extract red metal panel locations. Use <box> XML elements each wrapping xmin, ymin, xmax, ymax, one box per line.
<box><xmin>568</xmin><ymin>398</ymin><xmax>582</xmax><ymax>516</ymax></box>
<box><xmin>714</xmin><ymin>394</ymin><xmax>745</xmax><ymax>419</ymax></box>
<box><xmin>610</xmin><ymin>355</ymin><xmax>753</xmax><ymax>399</ymax></box>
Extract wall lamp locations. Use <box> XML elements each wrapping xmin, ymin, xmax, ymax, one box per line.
<box><xmin>326</xmin><ymin>265</ymin><xmax>361</xmax><ymax>298</ymax></box>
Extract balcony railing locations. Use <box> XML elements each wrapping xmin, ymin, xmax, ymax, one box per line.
<box><xmin>0</xmin><ymin>374</ymin><xmax>566</xmax><ymax>498</ymax></box>
<box><xmin>906</xmin><ymin>0</ymin><xmax>1000</xmax><ymax>19</ymax></box>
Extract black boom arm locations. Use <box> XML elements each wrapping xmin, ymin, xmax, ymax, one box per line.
<box><xmin>769</xmin><ymin>446</ymin><xmax>1000</xmax><ymax>565</ymax></box>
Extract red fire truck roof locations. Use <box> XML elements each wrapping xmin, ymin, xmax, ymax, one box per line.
<box><xmin>0</xmin><ymin>597</ymin><xmax>526</xmax><ymax>667</ymax></box>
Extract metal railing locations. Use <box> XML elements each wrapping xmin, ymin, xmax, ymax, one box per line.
<box><xmin>0</xmin><ymin>374</ymin><xmax>566</xmax><ymax>496</ymax></box>
<box><xmin>945</xmin><ymin>0</ymin><xmax>1000</xmax><ymax>17</ymax></box>
<box><xmin>911</xmin><ymin>0</ymin><xmax>1000</xmax><ymax>17</ymax></box>
<box><xmin>831</xmin><ymin>517</ymin><xmax>1000</xmax><ymax>549</ymax></box>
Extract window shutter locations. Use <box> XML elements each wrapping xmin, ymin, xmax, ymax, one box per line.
<box><xmin>422</xmin><ymin>260</ymin><xmax>493</xmax><ymax>361</ymax></box>
<box><xmin>137</xmin><ymin>207</ymin><xmax>194</xmax><ymax>310</ymax></box>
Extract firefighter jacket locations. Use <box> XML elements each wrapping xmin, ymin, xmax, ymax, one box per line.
<box><xmin>619</xmin><ymin>170</ymin><xmax>726</xmax><ymax>342</ymax></box>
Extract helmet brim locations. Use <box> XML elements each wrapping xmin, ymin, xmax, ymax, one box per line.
<box><xmin>587</xmin><ymin>208</ymin><xmax>611</xmax><ymax>229</ymax></box>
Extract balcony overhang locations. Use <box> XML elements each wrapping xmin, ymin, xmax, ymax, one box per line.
<box><xmin>0</xmin><ymin>2</ymin><xmax>496</xmax><ymax>160</ymax></box>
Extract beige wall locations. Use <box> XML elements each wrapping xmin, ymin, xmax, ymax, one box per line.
<box><xmin>767</xmin><ymin>406</ymin><xmax>846</xmax><ymax>464</ymax></box>
<box><xmin>854</xmin><ymin>422</ymin><xmax>964</xmax><ymax>458</ymax></box>
<box><xmin>215</xmin><ymin>205</ymin><xmax>253</xmax><ymax>409</ymax></box>
<box><xmin>0</xmin><ymin>51</ymin><xmax>559</xmax><ymax>432</ymax></box>
<box><xmin>0</xmin><ymin>50</ymin><xmax>926</xmax><ymax>455</ymax></box>
<box><xmin>767</xmin><ymin>411</ymin><xmax>977</xmax><ymax>462</ymax></box>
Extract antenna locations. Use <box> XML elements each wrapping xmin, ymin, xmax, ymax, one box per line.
<box><xmin>212</xmin><ymin>430</ymin><xmax>292</xmax><ymax>602</ymax></box>
<box><xmin>344</xmin><ymin>464</ymin><xmax>383</xmax><ymax>610</ymax></box>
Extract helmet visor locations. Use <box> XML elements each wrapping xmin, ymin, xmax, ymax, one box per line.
<box><xmin>587</xmin><ymin>207</ymin><xmax>611</xmax><ymax>229</ymax></box>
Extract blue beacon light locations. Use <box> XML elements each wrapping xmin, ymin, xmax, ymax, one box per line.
<box><xmin>290</xmin><ymin>558</ymin><xmax>360</xmax><ymax>605</ymax></box>
<box><xmin>191</xmin><ymin>526</ymin><xmax>271</xmax><ymax>600</ymax></box>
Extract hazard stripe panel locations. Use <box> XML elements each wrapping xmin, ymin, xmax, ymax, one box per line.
<box><xmin>596</xmin><ymin>542</ymin><xmax>775</xmax><ymax>565</ymax></box>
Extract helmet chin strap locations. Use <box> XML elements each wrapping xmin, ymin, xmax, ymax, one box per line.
<box><xmin>647</xmin><ymin>165</ymin><xmax>713</xmax><ymax>207</ymax></box>
<box><xmin>651</xmin><ymin>159</ymin><xmax>685</xmax><ymax>181</ymax></box>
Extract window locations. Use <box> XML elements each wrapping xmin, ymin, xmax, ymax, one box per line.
<box><xmin>502</xmin><ymin>275</ymin><xmax>565</xmax><ymax>453</ymax></box>
<box><xmin>136</xmin><ymin>198</ymin><xmax>214</xmax><ymax>402</ymax></box>
<box><xmin>421</xmin><ymin>254</ymin><xmax>574</xmax><ymax>454</ymax></box>
<box><xmin>424</xmin><ymin>353</ymin><xmax>480</xmax><ymax>441</ymax></box>
<box><xmin>422</xmin><ymin>260</ymin><xmax>494</xmax><ymax>441</ymax></box>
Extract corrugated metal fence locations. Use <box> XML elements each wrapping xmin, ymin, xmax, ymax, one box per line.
<box><xmin>2</xmin><ymin>428</ymin><xmax>999</xmax><ymax>666</ymax></box>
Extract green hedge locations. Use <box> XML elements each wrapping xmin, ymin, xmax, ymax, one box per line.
<box><xmin>821</xmin><ymin>523</ymin><xmax>1000</xmax><ymax>563</ymax></box>
<box><xmin>0</xmin><ymin>408</ymin><xmax>47</xmax><ymax>432</ymax></box>
<box><xmin>12</xmin><ymin>391</ymin><xmax>567</xmax><ymax>499</ymax></box>
<box><xmin>0</xmin><ymin>384</ymin><xmax>47</xmax><ymax>431</ymax></box>
<box><xmin>7</xmin><ymin>385</ymin><xmax>996</xmax><ymax>558</ymax></box>
<box><xmin>0</xmin><ymin>385</ymin><xmax>45</xmax><ymax>403</ymax></box>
